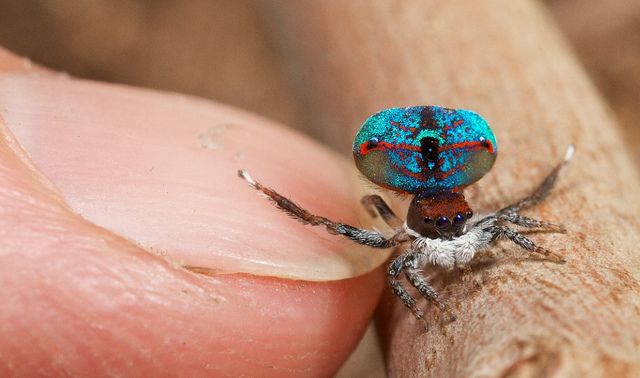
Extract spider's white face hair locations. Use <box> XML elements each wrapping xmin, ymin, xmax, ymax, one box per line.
<box><xmin>403</xmin><ymin>216</ymin><xmax>498</xmax><ymax>269</ymax></box>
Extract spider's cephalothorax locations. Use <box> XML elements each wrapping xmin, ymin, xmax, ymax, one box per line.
<box><xmin>238</xmin><ymin>106</ymin><xmax>574</xmax><ymax>326</ymax></box>
<box><xmin>406</xmin><ymin>191</ymin><xmax>472</xmax><ymax>239</ymax></box>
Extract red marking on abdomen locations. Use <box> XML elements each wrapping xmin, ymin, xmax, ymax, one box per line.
<box><xmin>359</xmin><ymin>141</ymin><xmax>420</xmax><ymax>156</ymax></box>
<box><xmin>440</xmin><ymin>140</ymin><xmax>495</xmax><ymax>154</ymax></box>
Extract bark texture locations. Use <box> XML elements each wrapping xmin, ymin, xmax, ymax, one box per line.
<box><xmin>265</xmin><ymin>1</ymin><xmax>640</xmax><ymax>376</ymax></box>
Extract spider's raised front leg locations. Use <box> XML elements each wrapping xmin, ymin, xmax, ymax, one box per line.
<box><xmin>495</xmin><ymin>145</ymin><xmax>574</xmax><ymax>234</ymax></box>
<box><xmin>499</xmin><ymin>144</ymin><xmax>574</xmax><ymax>216</ymax></box>
<box><xmin>488</xmin><ymin>145</ymin><xmax>575</xmax><ymax>262</ymax></box>
<box><xmin>361</xmin><ymin>194</ymin><xmax>403</xmax><ymax>229</ymax></box>
<box><xmin>238</xmin><ymin>170</ymin><xmax>408</xmax><ymax>248</ymax></box>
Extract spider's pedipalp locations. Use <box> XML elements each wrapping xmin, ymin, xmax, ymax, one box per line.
<box><xmin>361</xmin><ymin>194</ymin><xmax>403</xmax><ymax>229</ymax></box>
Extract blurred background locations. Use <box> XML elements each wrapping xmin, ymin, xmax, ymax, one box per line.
<box><xmin>0</xmin><ymin>0</ymin><xmax>637</xmax><ymax>163</ymax></box>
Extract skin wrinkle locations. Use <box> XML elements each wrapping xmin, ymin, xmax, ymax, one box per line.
<box><xmin>0</xmin><ymin>116</ymin><xmax>67</xmax><ymax>210</ymax></box>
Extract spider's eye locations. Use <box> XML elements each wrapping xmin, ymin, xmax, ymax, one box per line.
<box><xmin>367</xmin><ymin>137</ymin><xmax>379</xmax><ymax>149</ymax></box>
<box><xmin>435</xmin><ymin>216</ymin><xmax>450</xmax><ymax>230</ymax></box>
<box><xmin>466</xmin><ymin>211</ymin><xmax>473</xmax><ymax>219</ymax></box>
<box><xmin>453</xmin><ymin>213</ymin><xmax>465</xmax><ymax>225</ymax></box>
<box><xmin>423</xmin><ymin>216</ymin><xmax>433</xmax><ymax>224</ymax></box>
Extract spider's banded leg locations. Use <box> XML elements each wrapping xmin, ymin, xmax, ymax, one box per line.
<box><xmin>238</xmin><ymin>170</ymin><xmax>406</xmax><ymax>248</ymax></box>
<box><xmin>404</xmin><ymin>253</ymin><xmax>457</xmax><ymax>322</ymax></box>
<box><xmin>498</xmin><ymin>213</ymin><xmax>565</xmax><ymax>232</ymax></box>
<box><xmin>388</xmin><ymin>255</ymin><xmax>427</xmax><ymax>326</ymax></box>
<box><xmin>493</xmin><ymin>225</ymin><xmax>565</xmax><ymax>263</ymax></box>
<box><xmin>499</xmin><ymin>144</ymin><xmax>575</xmax><ymax>215</ymax></box>
<box><xmin>361</xmin><ymin>194</ymin><xmax>403</xmax><ymax>229</ymax></box>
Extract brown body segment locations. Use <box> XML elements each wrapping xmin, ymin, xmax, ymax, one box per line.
<box><xmin>406</xmin><ymin>192</ymin><xmax>472</xmax><ymax>239</ymax></box>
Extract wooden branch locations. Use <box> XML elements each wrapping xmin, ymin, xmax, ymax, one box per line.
<box><xmin>266</xmin><ymin>1</ymin><xmax>640</xmax><ymax>376</ymax></box>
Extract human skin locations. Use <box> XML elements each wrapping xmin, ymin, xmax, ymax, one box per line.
<box><xmin>0</xmin><ymin>47</ymin><xmax>388</xmax><ymax>377</ymax></box>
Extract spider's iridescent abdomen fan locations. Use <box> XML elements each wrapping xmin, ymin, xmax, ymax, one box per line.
<box><xmin>353</xmin><ymin>106</ymin><xmax>498</xmax><ymax>193</ymax></box>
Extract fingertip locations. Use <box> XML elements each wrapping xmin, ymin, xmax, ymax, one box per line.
<box><xmin>1</xmin><ymin>74</ymin><xmax>390</xmax><ymax>281</ymax></box>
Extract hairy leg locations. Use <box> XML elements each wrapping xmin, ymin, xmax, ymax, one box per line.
<box><xmin>361</xmin><ymin>194</ymin><xmax>403</xmax><ymax>229</ymax></box>
<box><xmin>493</xmin><ymin>225</ymin><xmax>565</xmax><ymax>263</ymax></box>
<box><xmin>498</xmin><ymin>213</ymin><xmax>565</xmax><ymax>232</ymax></box>
<box><xmin>238</xmin><ymin>170</ymin><xmax>407</xmax><ymax>248</ymax></box>
<box><xmin>387</xmin><ymin>254</ymin><xmax>427</xmax><ymax>326</ymax></box>
<box><xmin>404</xmin><ymin>252</ymin><xmax>457</xmax><ymax>322</ymax></box>
<box><xmin>499</xmin><ymin>144</ymin><xmax>574</xmax><ymax>215</ymax></box>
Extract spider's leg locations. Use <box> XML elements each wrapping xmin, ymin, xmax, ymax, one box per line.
<box><xmin>493</xmin><ymin>225</ymin><xmax>565</xmax><ymax>263</ymax></box>
<box><xmin>404</xmin><ymin>252</ymin><xmax>457</xmax><ymax>322</ymax></box>
<box><xmin>387</xmin><ymin>254</ymin><xmax>428</xmax><ymax>327</ymax></box>
<box><xmin>498</xmin><ymin>213</ymin><xmax>565</xmax><ymax>232</ymax></box>
<box><xmin>361</xmin><ymin>194</ymin><xmax>403</xmax><ymax>229</ymax></box>
<box><xmin>499</xmin><ymin>144</ymin><xmax>574</xmax><ymax>215</ymax></box>
<box><xmin>238</xmin><ymin>170</ymin><xmax>407</xmax><ymax>248</ymax></box>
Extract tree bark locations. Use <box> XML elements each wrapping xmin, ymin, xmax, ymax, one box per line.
<box><xmin>265</xmin><ymin>1</ymin><xmax>640</xmax><ymax>376</ymax></box>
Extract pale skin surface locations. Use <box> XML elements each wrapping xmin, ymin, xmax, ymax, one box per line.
<box><xmin>0</xmin><ymin>48</ymin><xmax>388</xmax><ymax>376</ymax></box>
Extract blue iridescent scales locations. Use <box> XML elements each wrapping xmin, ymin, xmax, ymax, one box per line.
<box><xmin>353</xmin><ymin>106</ymin><xmax>497</xmax><ymax>193</ymax></box>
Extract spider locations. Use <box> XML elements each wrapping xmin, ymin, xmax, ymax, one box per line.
<box><xmin>238</xmin><ymin>106</ymin><xmax>574</xmax><ymax>325</ymax></box>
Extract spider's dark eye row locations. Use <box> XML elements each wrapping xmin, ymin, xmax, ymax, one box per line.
<box><xmin>435</xmin><ymin>216</ymin><xmax>450</xmax><ymax>230</ymax></box>
<box><xmin>424</xmin><ymin>212</ymin><xmax>474</xmax><ymax>228</ymax></box>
